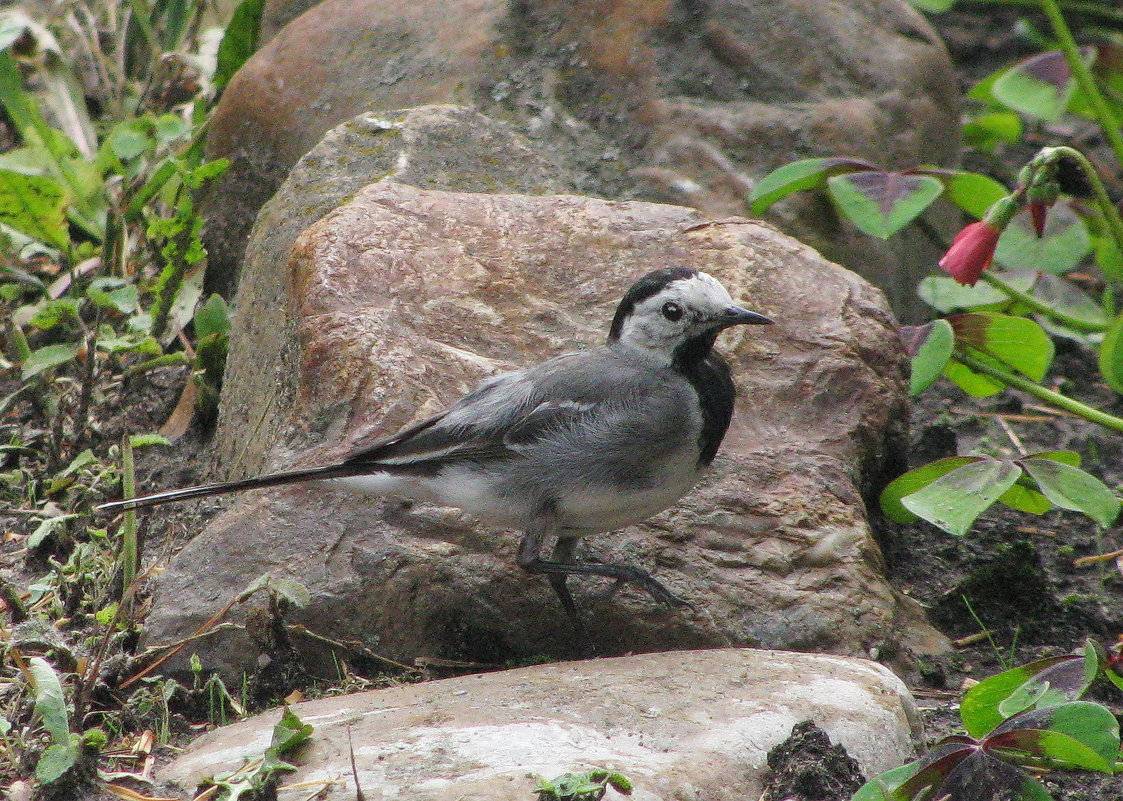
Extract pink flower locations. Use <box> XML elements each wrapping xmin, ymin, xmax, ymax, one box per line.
<box><xmin>939</xmin><ymin>221</ymin><xmax>1001</xmax><ymax>286</ymax></box>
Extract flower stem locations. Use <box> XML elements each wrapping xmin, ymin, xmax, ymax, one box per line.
<box><xmin>961</xmin><ymin>0</ymin><xmax>1123</xmax><ymax>24</ymax></box>
<box><xmin>1037</xmin><ymin>0</ymin><xmax>1123</xmax><ymax>165</ymax></box>
<box><xmin>954</xmin><ymin>351</ymin><xmax>1123</xmax><ymax>432</ymax></box>
<box><xmin>977</xmin><ymin>271</ymin><xmax>1110</xmax><ymax>332</ymax></box>
<box><xmin>1039</xmin><ymin>147</ymin><xmax>1123</xmax><ymax>268</ymax></box>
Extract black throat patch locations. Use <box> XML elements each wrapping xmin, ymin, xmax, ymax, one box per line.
<box><xmin>673</xmin><ymin>333</ymin><xmax>736</xmax><ymax>467</ymax></box>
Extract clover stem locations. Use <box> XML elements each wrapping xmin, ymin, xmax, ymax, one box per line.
<box><xmin>1037</xmin><ymin>0</ymin><xmax>1123</xmax><ymax>165</ymax></box>
<box><xmin>960</xmin><ymin>0</ymin><xmax>1123</xmax><ymax>24</ymax></box>
<box><xmin>977</xmin><ymin>271</ymin><xmax>1109</xmax><ymax>333</ymax></box>
<box><xmin>953</xmin><ymin>351</ymin><xmax>1123</xmax><ymax>433</ymax></box>
<box><xmin>1038</xmin><ymin>147</ymin><xmax>1123</xmax><ymax>265</ymax></box>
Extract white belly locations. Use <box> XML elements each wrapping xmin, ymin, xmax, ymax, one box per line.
<box><xmin>326</xmin><ymin>460</ymin><xmax>703</xmax><ymax>536</ymax></box>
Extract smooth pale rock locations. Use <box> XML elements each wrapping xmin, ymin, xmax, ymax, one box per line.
<box><xmin>160</xmin><ymin>649</ymin><xmax>920</xmax><ymax>801</ymax></box>
<box><xmin>202</xmin><ymin>0</ymin><xmax>959</xmax><ymax>318</ymax></box>
<box><xmin>142</xmin><ymin>181</ymin><xmax>948</xmax><ymax>679</ymax></box>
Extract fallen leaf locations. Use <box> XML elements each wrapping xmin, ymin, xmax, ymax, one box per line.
<box><xmin>104</xmin><ymin>784</ymin><xmax>180</xmax><ymax>801</ymax></box>
<box><xmin>159</xmin><ymin>376</ymin><xmax>197</xmax><ymax>441</ymax></box>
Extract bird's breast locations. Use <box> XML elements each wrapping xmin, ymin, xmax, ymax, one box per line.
<box><xmin>552</xmin><ymin>456</ymin><xmax>703</xmax><ymax>534</ymax></box>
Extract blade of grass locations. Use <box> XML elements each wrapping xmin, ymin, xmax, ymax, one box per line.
<box><xmin>120</xmin><ymin>434</ymin><xmax>138</xmax><ymax>608</ymax></box>
<box><xmin>959</xmin><ymin>0</ymin><xmax>1123</xmax><ymax>24</ymax></box>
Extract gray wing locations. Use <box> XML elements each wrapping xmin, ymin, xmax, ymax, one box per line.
<box><xmin>341</xmin><ymin>349</ymin><xmax>672</xmax><ymax>468</ymax></box>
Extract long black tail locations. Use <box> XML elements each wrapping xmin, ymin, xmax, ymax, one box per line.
<box><xmin>95</xmin><ymin>463</ymin><xmax>370</xmax><ymax>514</ymax></box>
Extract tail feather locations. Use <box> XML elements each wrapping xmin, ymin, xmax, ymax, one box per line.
<box><xmin>95</xmin><ymin>463</ymin><xmax>365</xmax><ymax>514</ymax></box>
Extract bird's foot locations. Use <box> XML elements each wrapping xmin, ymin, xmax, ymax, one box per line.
<box><xmin>524</xmin><ymin>558</ymin><xmax>691</xmax><ymax>609</ymax></box>
<box><xmin>597</xmin><ymin>566</ymin><xmax>692</xmax><ymax>608</ymax></box>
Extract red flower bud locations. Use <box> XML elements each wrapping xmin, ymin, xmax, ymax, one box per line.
<box><xmin>1028</xmin><ymin>199</ymin><xmax>1051</xmax><ymax>237</ymax></box>
<box><xmin>1029</xmin><ymin>201</ymin><xmax>1049</xmax><ymax>238</ymax></box>
<box><xmin>939</xmin><ymin>221</ymin><xmax>1001</xmax><ymax>286</ymax></box>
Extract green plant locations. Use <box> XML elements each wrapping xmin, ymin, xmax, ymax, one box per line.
<box><xmin>1</xmin><ymin>1</ymin><xmax>247</xmax><ymax>449</ymax></box>
<box><xmin>750</xmin><ymin>0</ymin><xmax>1123</xmax><ymax>539</ymax></box>
<box><xmin>854</xmin><ymin>639</ymin><xmax>1123</xmax><ymax>800</ymax></box>
<box><xmin>881</xmin><ymin>450</ymin><xmax>1118</xmax><ymax>536</ymax></box>
<box><xmin>534</xmin><ymin>769</ymin><xmax>634</xmax><ymax>801</ymax></box>
<box><xmin>25</xmin><ymin>657</ymin><xmax>106</xmax><ymax>789</ymax></box>
<box><xmin>198</xmin><ymin>705</ymin><xmax>313</xmax><ymax>801</ymax></box>
<box><xmin>0</xmin><ymin>0</ymin><xmax>264</xmax><ymax>790</ymax></box>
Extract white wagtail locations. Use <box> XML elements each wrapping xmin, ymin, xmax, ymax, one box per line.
<box><xmin>98</xmin><ymin>268</ymin><xmax>772</xmax><ymax>630</ymax></box>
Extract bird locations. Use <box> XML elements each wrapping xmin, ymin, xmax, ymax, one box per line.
<box><xmin>97</xmin><ymin>267</ymin><xmax>772</xmax><ymax>633</ymax></box>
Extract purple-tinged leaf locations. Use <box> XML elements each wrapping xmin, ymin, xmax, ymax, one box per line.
<box><xmin>827</xmin><ymin>171</ymin><xmax>944</xmax><ymax>239</ymax></box>
<box><xmin>1019</xmin><ymin>458</ymin><xmax>1120</xmax><ymax>528</ymax></box>
<box><xmin>893</xmin><ymin>741</ymin><xmax>978</xmax><ymax>801</ymax></box>
<box><xmin>991</xmin><ymin>49</ymin><xmax>1094</xmax><ymax>121</ymax></box>
<box><xmin>917</xmin><ymin>271</ymin><xmax>1035</xmax><ymax>314</ymax></box>
<box><xmin>893</xmin><ymin>741</ymin><xmax>1054</xmax><ymax>801</ymax></box>
<box><xmin>949</xmin><ymin>312</ymin><xmax>1054</xmax><ymax>381</ymax></box>
<box><xmin>850</xmin><ymin>761</ymin><xmax>922</xmax><ymax>801</ymax></box>
<box><xmin>879</xmin><ymin>456</ymin><xmax>981</xmax><ymax>524</ymax></box>
<box><xmin>899</xmin><ymin>457</ymin><xmax>1021</xmax><ymax>537</ymax></box>
<box><xmin>989</xmin><ymin>728</ymin><xmax>1112</xmax><ymax>773</ymax></box>
<box><xmin>1029</xmin><ymin>274</ymin><xmax>1108</xmax><ymax>331</ymax></box>
<box><xmin>994</xmin><ymin>451</ymin><xmax>1081</xmax><ymax>517</ymax></box>
<box><xmin>1106</xmin><ymin>643</ymin><xmax>1123</xmax><ymax>692</ymax></box>
<box><xmin>902</xmin><ymin>319</ymin><xmax>954</xmax><ymax>395</ymax></box>
<box><xmin>962</xmin><ymin>654</ymin><xmax>1090</xmax><ymax>737</ymax></box>
<box><xmin>930</xmin><ymin>749</ymin><xmax>1051</xmax><ymax>801</ymax></box>
<box><xmin>1067</xmin><ymin>43</ymin><xmax>1123</xmax><ymax>120</ymax></box>
<box><xmin>988</xmin><ymin>702</ymin><xmax>1120</xmax><ymax>771</ymax></box>
<box><xmin>748</xmin><ymin>157</ymin><xmax>875</xmax><ymax>214</ymax></box>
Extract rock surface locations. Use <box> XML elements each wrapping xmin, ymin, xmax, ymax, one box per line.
<box><xmin>203</xmin><ymin>104</ymin><xmax>561</xmax><ymax>483</ymax></box>
<box><xmin>142</xmin><ymin>179</ymin><xmax>947</xmax><ymax>679</ymax></box>
<box><xmin>202</xmin><ymin>0</ymin><xmax>959</xmax><ymax>318</ymax></box>
<box><xmin>160</xmin><ymin>649</ymin><xmax>920</xmax><ymax>801</ymax></box>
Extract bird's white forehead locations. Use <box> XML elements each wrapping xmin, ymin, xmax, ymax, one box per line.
<box><xmin>644</xmin><ymin>271</ymin><xmax>733</xmax><ymax>309</ymax></box>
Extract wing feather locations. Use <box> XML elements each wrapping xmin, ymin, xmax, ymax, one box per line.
<box><xmin>340</xmin><ymin>349</ymin><xmax>654</xmax><ymax>468</ymax></box>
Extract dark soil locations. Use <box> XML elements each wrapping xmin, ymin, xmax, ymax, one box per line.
<box><xmin>758</xmin><ymin>7</ymin><xmax>1123</xmax><ymax>800</ymax></box>
<box><xmin>762</xmin><ymin>720</ymin><xmax>865</xmax><ymax>801</ymax></box>
<box><xmin>881</xmin><ymin>348</ymin><xmax>1123</xmax><ymax>800</ymax></box>
<box><xmin>879</xmin><ymin>6</ymin><xmax>1123</xmax><ymax>798</ymax></box>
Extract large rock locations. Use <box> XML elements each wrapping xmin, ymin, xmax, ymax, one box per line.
<box><xmin>142</xmin><ymin>179</ymin><xmax>946</xmax><ymax>679</ymax></box>
<box><xmin>205</xmin><ymin>104</ymin><xmax>562</xmax><ymax>485</ymax></box>
<box><xmin>202</xmin><ymin>0</ymin><xmax>959</xmax><ymax>318</ymax></box>
<box><xmin>160</xmin><ymin>649</ymin><xmax>920</xmax><ymax>801</ymax></box>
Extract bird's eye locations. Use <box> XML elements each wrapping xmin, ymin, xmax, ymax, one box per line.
<box><xmin>661</xmin><ymin>301</ymin><xmax>683</xmax><ymax>321</ymax></box>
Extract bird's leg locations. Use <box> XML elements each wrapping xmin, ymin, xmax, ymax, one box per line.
<box><xmin>518</xmin><ymin>520</ymin><xmax>691</xmax><ymax>610</ymax></box>
<box><xmin>517</xmin><ymin>515</ymin><xmax>586</xmax><ymax>641</ymax></box>
<box><xmin>546</xmin><ymin>536</ymin><xmax>586</xmax><ymax>641</ymax></box>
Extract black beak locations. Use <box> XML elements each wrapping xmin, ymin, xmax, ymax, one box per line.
<box><xmin>719</xmin><ymin>305</ymin><xmax>773</xmax><ymax>328</ymax></box>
